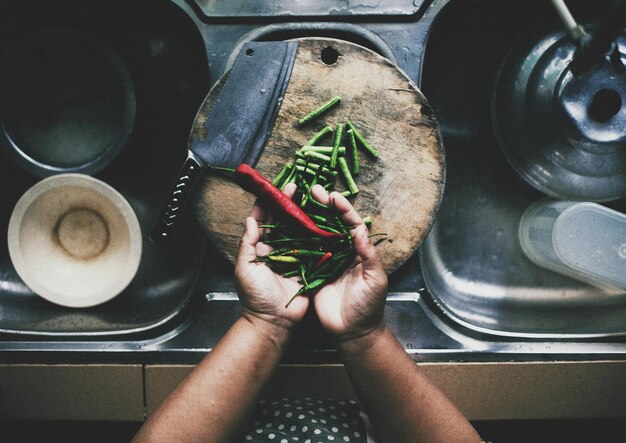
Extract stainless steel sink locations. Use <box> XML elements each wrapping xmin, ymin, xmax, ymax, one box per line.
<box><xmin>0</xmin><ymin>0</ymin><xmax>209</xmax><ymax>337</ymax></box>
<box><xmin>419</xmin><ymin>0</ymin><xmax>626</xmax><ymax>338</ymax></box>
<box><xmin>0</xmin><ymin>0</ymin><xmax>624</xmax><ymax>366</ymax></box>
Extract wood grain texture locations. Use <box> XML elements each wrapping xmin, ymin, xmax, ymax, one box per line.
<box><xmin>195</xmin><ymin>38</ymin><xmax>444</xmax><ymax>273</ymax></box>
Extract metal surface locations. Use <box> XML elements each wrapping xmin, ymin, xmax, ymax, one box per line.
<box><xmin>420</xmin><ymin>0</ymin><xmax>626</xmax><ymax>338</ymax></box>
<box><xmin>0</xmin><ymin>0</ymin><xmax>209</xmax><ymax>336</ymax></box>
<box><xmin>492</xmin><ymin>29</ymin><xmax>626</xmax><ymax>201</ymax></box>
<box><xmin>0</xmin><ymin>0</ymin><xmax>624</xmax><ymax>363</ymax></box>
<box><xmin>189</xmin><ymin>0</ymin><xmax>425</xmax><ymax>18</ymax></box>
<box><xmin>0</xmin><ymin>29</ymin><xmax>136</xmax><ymax>178</ymax></box>
<box><xmin>569</xmin><ymin>0</ymin><xmax>626</xmax><ymax>75</ymax></box>
<box><xmin>151</xmin><ymin>41</ymin><xmax>298</xmax><ymax>243</ymax></box>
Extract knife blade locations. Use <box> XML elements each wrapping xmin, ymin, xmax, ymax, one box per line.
<box><xmin>150</xmin><ymin>41</ymin><xmax>299</xmax><ymax>244</ymax></box>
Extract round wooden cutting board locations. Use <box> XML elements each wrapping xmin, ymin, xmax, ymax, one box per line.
<box><xmin>195</xmin><ymin>38</ymin><xmax>444</xmax><ymax>274</ymax></box>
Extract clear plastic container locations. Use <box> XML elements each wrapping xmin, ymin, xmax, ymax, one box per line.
<box><xmin>519</xmin><ymin>199</ymin><xmax>626</xmax><ymax>291</ymax></box>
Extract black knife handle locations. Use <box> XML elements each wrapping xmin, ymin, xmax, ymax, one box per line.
<box><xmin>150</xmin><ymin>155</ymin><xmax>203</xmax><ymax>244</ymax></box>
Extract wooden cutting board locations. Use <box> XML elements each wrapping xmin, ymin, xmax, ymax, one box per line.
<box><xmin>195</xmin><ymin>38</ymin><xmax>444</xmax><ymax>274</ymax></box>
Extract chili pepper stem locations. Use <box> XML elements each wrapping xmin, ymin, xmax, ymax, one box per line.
<box><xmin>285</xmin><ymin>292</ymin><xmax>301</xmax><ymax>308</ymax></box>
<box><xmin>208</xmin><ymin>165</ymin><xmax>237</xmax><ymax>173</ymax></box>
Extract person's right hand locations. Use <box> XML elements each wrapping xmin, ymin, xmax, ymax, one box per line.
<box><xmin>309</xmin><ymin>185</ymin><xmax>388</xmax><ymax>345</ymax></box>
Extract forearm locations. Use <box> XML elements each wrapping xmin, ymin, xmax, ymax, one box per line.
<box><xmin>134</xmin><ymin>315</ymin><xmax>291</xmax><ymax>443</ymax></box>
<box><xmin>339</xmin><ymin>326</ymin><xmax>480</xmax><ymax>443</ymax></box>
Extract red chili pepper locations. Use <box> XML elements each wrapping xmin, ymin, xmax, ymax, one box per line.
<box><xmin>235</xmin><ymin>164</ymin><xmax>343</xmax><ymax>238</ymax></box>
<box><xmin>313</xmin><ymin>251</ymin><xmax>333</xmax><ymax>270</ymax></box>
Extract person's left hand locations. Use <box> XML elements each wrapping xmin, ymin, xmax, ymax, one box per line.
<box><xmin>234</xmin><ymin>183</ymin><xmax>309</xmax><ymax>331</ymax></box>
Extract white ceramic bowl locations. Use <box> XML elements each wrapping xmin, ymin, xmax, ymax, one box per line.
<box><xmin>7</xmin><ymin>174</ymin><xmax>142</xmax><ymax>308</ymax></box>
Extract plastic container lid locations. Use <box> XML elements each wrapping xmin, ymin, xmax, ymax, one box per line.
<box><xmin>553</xmin><ymin>203</ymin><xmax>626</xmax><ymax>290</ymax></box>
<box><xmin>519</xmin><ymin>200</ymin><xmax>626</xmax><ymax>291</ymax></box>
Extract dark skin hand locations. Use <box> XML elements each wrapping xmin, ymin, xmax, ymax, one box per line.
<box><xmin>235</xmin><ymin>183</ymin><xmax>309</xmax><ymax>330</ymax></box>
<box><xmin>133</xmin><ymin>183</ymin><xmax>481</xmax><ymax>443</ymax></box>
<box><xmin>308</xmin><ymin>184</ymin><xmax>480</xmax><ymax>443</ymax></box>
<box><xmin>309</xmin><ymin>184</ymin><xmax>388</xmax><ymax>342</ymax></box>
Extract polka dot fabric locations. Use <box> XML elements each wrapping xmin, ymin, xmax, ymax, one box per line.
<box><xmin>242</xmin><ymin>398</ymin><xmax>367</xmax><ymax>442</ymax></box>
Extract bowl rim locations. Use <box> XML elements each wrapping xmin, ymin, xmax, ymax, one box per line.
<box><xmin>7</xmin><ymin>173</ymin><xmax>142</xmax><ymax>308</ymax></box>
<box><xmin>0</xmin><ymin>27</ymin><xmax>136</xmax><ymax>178</ymax></box>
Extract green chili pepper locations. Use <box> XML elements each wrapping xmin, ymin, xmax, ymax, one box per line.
<box><xmin>280</xmin><ymin>164</ymin><xmax>298</xmax><ymax>190</ymax></box>
<box><xmin>282</xmin><ymin>270</ymin><xmax>300</xmax><ymax>278</ymax></box>
<box><xmin>303</xmin><ymin>150</ymin><xmax>331</xmax><ymax>163</ymax></box>
<box><xmin>259</xmin><ymin>222</ymin><xmax>281</xmax><ymax>229</ymax></box>
<box><xmin>319</xmin><ymin>257</ymin><xmax>355</xmax><ymax>281</ymax></box>
<box><xmin>267</xmin><ymin>255</ymin><xmax>300</xmax><ymax>263</ymax></box>
<box><xmin>269</xmin><ymin>248</ymin><xmax>292</xmax><ymax>256</ymax></box>
<box><xmin>362</xmin><ymin>216</ymin><xmax>372</xmax><ymax>227</ymax></box>
<box><xmin>330</xmin><ymin>123</ymin><xmax>344</xmax><ymax>168</ymax></box>
<box><xmin>346</xmin><ymin>121</ymin><xmax>379</xmax><ymax>159</ymax></box>
<box><xmin>298</xmin><ymin>96</ymin><xmax>341</xmax><ymax>125</ymax></box>
<box><xmin>334</xmin><ymin>217</ymin><xmax>354</xmax><ymax>249</ymax></box>
<box><xmin>309</xmin><ymin>214</ymin><xmax>330</xmax><ymax>224</ymax></box>
<box><xmin>299</xmin><ymin>263</ymin><xmax>309</xmax><ymax>286</ymax></box>
<box><xmin>264</xmin><ymin>237</ymin><xmax>322</xmax><ymax>246</ymax></box>
<box><xmin>297</xmin><ymin>277</ymin><xmax>327</xmax><ymax>293</ymax></box>
<box><xmin>314</xmin><ymin>223</ymin><xmax>342</xmax><ymax>234</ymax></box>
<box><xmin>338</xmin><ymin>157</ymin><xmax>359</xmax><ymax>195</ymax></box>
<box><xmin>285</xmin><ymin>277</ymin><xmax>326</xmax><ymax>307</ymax></box>
<box><xmin>295</xmin><ymin>161</ymin><xmax>338</xmax><ymax>177</ymax></box>
<box><xmin>295</xmin><ymin>165</ymin><xmax>318</xmax><ymax>177</ymax></box>
<box><xmin>307</xmin><ymin>197</ymin><xmax>330</xmax><ymax>210</ymax></box>
<box><xmin>305</xmin><ymin>125</ymin><xmax>334</xmax><ymax>146</ymax></box>
<box><xmin>301</xmin><ymin>146</ymin><xmax>346</xmax><ymax>155</ymax></box>
<box><xmin>300</xmin><ymin>174</ymin><xmax>318</xmax><ymax>208</ymax></box>
<box><xmin>291</xmin><ymin>249</ymin><xmax>326</xmax><ymax>257</ymax></box>
<box><xmin>272</xmin><ymin>164</ymin><xmax>292</xmax><ymax>186</ymax></box>
<box><xmin>309</xmin><ymin>250</ymin><xmax>351</xmax><ymax>280</ymax></box>
<box><xmin>347</xmin><ymin>128</ymin><xmax>359</xmax><ymax>175</ymax></box>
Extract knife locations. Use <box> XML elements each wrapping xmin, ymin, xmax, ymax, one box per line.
<box><xmin>150</xmin><ymin>41</ymin><xmax>299</xmax><ymax>244</ymax></box>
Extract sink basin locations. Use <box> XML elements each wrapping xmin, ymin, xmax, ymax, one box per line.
<box><xmin>0</xmin><ymin>0</ymin><xmax>209</xmax><ymax>337</ymax></box>
<box><xmin>419</xmin><ymin>0</ymin><xmax>626</xmax><ymax>338</ymax></box>
<box><xmin>0</xmin><ymin>0</ymin><xmax>622</xmax><ymax>367</ymax></box>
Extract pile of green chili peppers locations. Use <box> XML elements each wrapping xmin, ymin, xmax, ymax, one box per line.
<box><xmin>254</xmin><ymin>96</ymin><xmax>381</xmax><ymax>306</ymax></box>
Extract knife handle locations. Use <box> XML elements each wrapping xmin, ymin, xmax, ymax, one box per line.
<box><xmin>150</xmin><ymin>155</ymin><xmax>203</xmax><ymax>244</ymax></box>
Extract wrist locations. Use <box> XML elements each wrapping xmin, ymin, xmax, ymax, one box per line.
<box><xmin>241</xmin><ymin>309</ymin><xmax>294</xmax><ymax>345</ymax></box>
<box><xmin>336</xmin><ymin>322</ymin><xmax>387</xmax><ymax>358</ymax></box>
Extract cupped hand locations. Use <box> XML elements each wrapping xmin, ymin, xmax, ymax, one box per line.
<box><xmin>309</xmin><ymin>185</ymin><xmax>388</xmax><ymax>342</ymax></box>
<box><xmin>234</xmin><ymin>183</ymin><xmax>309</xmax><ymax>331</ymax></box>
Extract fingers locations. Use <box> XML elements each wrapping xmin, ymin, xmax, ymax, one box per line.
<box><xmin>236</xmin><ymin>217</ymin><xmax>260</xmax><ymax>268</ymax></box>
<box><xmin>249</xmin><ymin>182</ymin><xmax>297</xmax><ymax>216</ymax></box>
<box><xmin>353</xmin><ymin>223</ymin><xmax>384</xmax><ymax>275</ymax></box>
<box><xmin>329</xmin><ymin>191</ymin><xmax>364</xmax><ymax>233</ymax></box>
<box><xmin>282</xmin><ymin>182</ymin><xmax>297</xmax><ymax>199</ymax></box>
<box><xmin>249</xmin><ymin>182</ymin><xmax>298</xmax><ymax>219</ymax></box>
<box><xmin>311</xmin><ymin>184</ymin><xmax>362</xmax><ymax>227</ymax></box>
<box><xmin>249</xmin><ymin>182</ymin><xmax>299</xmax><ymax>241</ymax></box>
<box><xmin>248</xmin><ymin>199</ymin><xmax>266</xmax><ymax>225</ymax></box>
<box><xmin>310</xmin><ymin>184</ymin><xmax>331</xmax><ymax>205</ymax></box>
